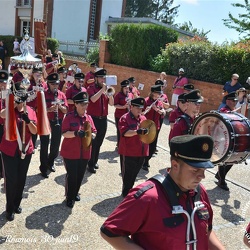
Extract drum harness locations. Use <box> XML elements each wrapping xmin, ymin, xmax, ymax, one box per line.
<box><xmin>134</xmin><ymin>174</ymin><xmax>206</xmax><ymax>250</ymax></box>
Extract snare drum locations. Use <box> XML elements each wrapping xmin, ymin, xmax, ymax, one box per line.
<box><xmin>190</xmin><ymin>111</ymin><xmax>250</xmax><ymax>165</ymax></box>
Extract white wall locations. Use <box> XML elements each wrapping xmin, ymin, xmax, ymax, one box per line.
<box><xmin>100</xmin><ymin>0</ymin><xmax>123</xmax><ymax>36</ymax></box>
<box><xmin>52</xmin><ymin>0</ymin><xmax>90</xmax><ymax>42</ymax></box>
<box><xmin>0</xmin><ymin>0</ymin><xmax>16</xmax><ymax>35</ymax></box>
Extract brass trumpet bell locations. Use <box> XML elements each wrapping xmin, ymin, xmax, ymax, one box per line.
<box><xmin>138</xmin><ymin>119</ymin><xmax>157</xmax><ymax>144</ymax></box>
<box><xmin>82</xmin><ymin>121</ymin><xmax>92</xmax><ymax>148</ymax></box>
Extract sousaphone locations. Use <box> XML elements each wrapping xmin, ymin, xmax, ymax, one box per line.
<box><xmin>138</xmin><ymin>119</ymin><xmax>157</xmax><ymax>144</ymax></box>
<box><xmin>82</xmin><ymin>121</ymin><xmax>92</xmax><ymax>148</ymax></box>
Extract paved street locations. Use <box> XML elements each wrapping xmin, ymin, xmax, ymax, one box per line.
<box><xmin>0</xmin><ymin>106</ymin><xmax>249</xmax><ymax>249</ymax></box>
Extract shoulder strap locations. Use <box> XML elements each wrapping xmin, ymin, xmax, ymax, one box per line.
<box><xmin>150</xmin><ymin>174</ymin><xmax>180</xmax><ymax>207</ymax></box>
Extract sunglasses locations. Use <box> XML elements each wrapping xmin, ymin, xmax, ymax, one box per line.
<box><xmin>233</xmin><ymin>78</ymin><xmax>238</xmax><ymax>80</ymax></box>
<box><xmin>50</xmin><ymin>83</ymin><xmax>59</xmax><ymax>85</ymax></box>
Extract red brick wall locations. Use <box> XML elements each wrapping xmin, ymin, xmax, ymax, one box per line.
<box><xmin>65</xmin><ymin>40</ymin><xmax>223</xmax><ymax>113</ymax></box>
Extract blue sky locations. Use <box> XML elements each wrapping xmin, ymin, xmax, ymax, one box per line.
<box><xmin>174</xmin><ymin>0</ymin><xmax>246</xmax><ymax>44</ymax></box>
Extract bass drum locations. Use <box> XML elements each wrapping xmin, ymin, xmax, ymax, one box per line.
<box><xmin>190</xmin><ymin>110</ymin><xmax>250</xmax><ymax>165</ymax></box>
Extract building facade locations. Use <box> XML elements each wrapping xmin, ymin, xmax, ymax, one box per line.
<box><xmin>0</xmin><ymin>0</ymin><xmax>126</xmax><ymax>42</ymax></box>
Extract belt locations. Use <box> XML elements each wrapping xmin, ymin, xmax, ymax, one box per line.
<box><xmin>91</xmin><ymin>116</ymin><xmax>107</xmax><ymax>119</ymax></box>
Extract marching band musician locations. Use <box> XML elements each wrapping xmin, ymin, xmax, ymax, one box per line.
<box><xmin>128</xmin><ymin>77</ymin><xmax>140</xmax><ymax>98</ymax></box>
<box><xmin>169</xmin><ymin>93</ymin><xmax>187</xmax><ymax>130</ymax></box>
<box><xmin>169</xmin><ymin>89</ymin><xmax>203</xmax><ymax>142</ymax></box>
<box><xmin>27</xmin><ymin>67</ymin><xmax>48</xmax><ymax>151</ymax></box>
<box><xmin>0</xmin><ymin>70</ymin><xmax>9</xmax><ymax>178</ymax></box>
<box><xmin>66</xmin><ymin>72</ymin><xmax>86</xmax><ymax>113</ymax></box>
<box><xmin>101</xmin><ymin>135</ymin><xmax>225</xmax><ymax>250</ymax></box>
<box><xmin>57</xmin><ymin>66</ymin><xmax>68</xmax><ymax>93</ymax></box>
<box><xmin>84</xmin><ymin>62</ymin><xmax>97</xmax><ymax>88</ymax></box>
<box><xmin>39</xmin><ymin>73</ymin><xmax>68</xmax><ymax>178</ymax></box>
<box><xmin>86</xmin><ymin>68</ymin><xmax>114</xmax><ymax>174</ymax></box>
<box><xmin>154</xmin><ymin>79</ymin><xmax>170</xmax><ymax>154</ymax></box>
<box><xmin>0</xmin><ymin>81</ymin><xmax>37</xmax><ymax>221</ymax></box>
<box><xmin>61</xmin><ymin>92</ymin><xmax>97</xmax><ymax>208</ymax></box>
<box><xmin>114</xmin><ymin>80</ymin><xmax>133</xmax><ymax>148</ymax></box>
<box><xmin>142</xmin><ymin>84</ymin><xmax>165</xmax><ymax>171</ymax></box>
<box><xmin>118</xmin><ymin>97</ymin><xmax>149</xmax><ymax>197</ymax></box>
<box><xmin>215</xmin><ymin>91</ymin><xmax>237</xmax><ymax>191</ymax></box>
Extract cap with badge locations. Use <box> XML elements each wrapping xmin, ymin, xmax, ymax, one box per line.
<box><xmin>90</xmin><ymin>62</ymin><xmax>97</xmax><ymax>67</ymax></box>
<box><xmin>0</xmin><ymin>71</ymin><xmax>9</xmax><ymax>83</ymax></box>
<box><xmin>52</xmin><ymin>53</ymin><xmax>58</xmax><ymax>58</ymax></box>
<box><xmin>128</xmin><ymin>77</ymin><xmax>135</xmax><ymax>82</ymax></box>
<box><xmin>177</xmin><ymin>93</ymin><xmax>186</xmax><ymax>102</ymax></box>
<box><xmin>131</xmin><ymin>97</ymin><xmax>145</xmax><ymax>108</ymax></box>
<box><xmin>32</xmin><ymin>67</ymin><xmax>43</xmax><ymax>73</ymax></box>
<box><xmin>47</xmin><ymin>73</ymin><xmax>59</xmax><ymax>83</ymax></box>
<box><xmin>151</xmin><ymin>85</ymin><xmax>162</xmax><ymax>93</ymax></box>
<box><xmin>74</xmin><ymin>72</ymin><xmax>85</xmax><ymax>80</ymax></box>
<box><xmin>184</xmin><ymin>89</ymin><xmax>203</xmax><ymax>103</ymax></box>
<box><xmin>184</xmin><ymin>84</ymin><xmax>194</xmax><ymax>91</ymax></box>
<box><xmin>57</xmin><ymin>66</ymin><xmax>67</xmax><ymax>74</ymax></box>
<box><xmin>73</xmin><ymin>91</ymin><xmax>89</xmax><ymax>103</ymax></box>
<box><xmin>120</xmin><ymin>80</ymin><xmax>129</xmax><ymax>88</ymax></box>
<box><xmin>170</xmin><ymin>134</ymin><xmax>214</xmax><ymax>168</ymax></box>
<box><xmin>155</xmin><ymin>80</ymin><xmax>164</xmax><ymax>86</ymax></box>
<box><xmin>225</xmin><ymin>91</ymin><xmax>237</xmax><ymax>101</ymax></box>
<box><xmin>94</xmin><ymin>68</ymin><xmax>107</xmax><ymax>77</ymax></box>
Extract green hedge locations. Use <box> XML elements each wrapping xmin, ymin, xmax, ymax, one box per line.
<box><xmin>150</xmin><ymin>40</ymin><xmax>250</xmax><ymax>87</ymax></box>
<box><xmin>109</xmin><ymin>24</ymin><xmax>178</xmax><ymax>70</ymax></box>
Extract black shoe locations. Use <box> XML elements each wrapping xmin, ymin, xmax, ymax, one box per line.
<box><xmin>49</xmin><ymin>166</ymin><xmax>56</xmax><ymax>172</ymax></box>
<box><xmin>6</xmin><ymin>212</ymin><xmax>14</xmax><ymax>221</ymax></box>
<box><xmin>66</xmin><ymin>200</ymin><xmax>75</xmax><ymax>208</ymax></box>
<box><xmin>14</xmin><ymin>207</ymin><xmax>22</xmax><ymax>214</ymax></box>
<box><xmin>75</xmin><ymin>194</ymin><xmax>80</xmax><ymax>201</ymax></box>
<box><xmin>142</xmin><ymin>165</ymin><xmax>149</xmax><ymax>171</ymax></box>
<box><xmin>94</xmin><ymin>163</ymin><xmax>99</xmax><ymax>169</ymax></box>
<box><xmin>217</xmin><ymin>182</ymin><xmax>229</xmax><ymax>191</ymax></box>
<box><xmin>87</xmin><ymin>167</ymin><xmax>96</xmax><ymax>173</ymax></box>
<box><xmin>41</xmin><ymin>172</ymin><xmax>48</xmax><ymax>178</ymax></box>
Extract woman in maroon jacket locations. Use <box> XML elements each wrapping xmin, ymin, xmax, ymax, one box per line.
<box><xmin>61</xmin><ymin>91</ymin><xmax>97</xmax><ymax>208</ymax></box>
<box><xmin>0</xmin><ymin>82</ymin><xmax>37</xmax><ymax>221</ymax></box>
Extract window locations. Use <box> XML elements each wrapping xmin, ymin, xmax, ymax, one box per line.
<box><xmin>21</xmin><ymin>21</ymin><xmax>31</xmax><ymax>36</ymax></box>
<box><xmin>23</xmin><ymin>0</ymin><xmax>31</xmax><ymax>5</ymax></box>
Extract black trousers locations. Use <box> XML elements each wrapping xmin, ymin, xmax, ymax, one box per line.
<box><xmin>40</xmin><ymin>120</ymin><xmax>62</xmax><ymax>172</ymax></box>
<box><xmin>144</xmin><ymin>130</ymin><xmax>159</xmax><ymax>166</ymax></box>
<box><xmin>121</xmin><ymin>155</ymin><xmax>144</xmax><ymax>196</ymax></box>
<box><xmin>88</xmin><ymin>117</ymin><xmax>107</xmax><ymax>167</ymax></box>
<box><xmin>0</xmin><ymin>124</ymin><xmax>4</xmax><ymax>177</ymax></box>
<box><xmin>115</xmin><ymin>117</ymin><xmax>120</xmax><ymax>146</ymax></box>
<box><xmin>64</xmin><ymin>158</ymin><xmax>88</xmax><ymax>200</ymax></box>
<box><xmin>2</xmin><ymin>152</ymin><xmax>32</xmax><ymax>213</ymax></box>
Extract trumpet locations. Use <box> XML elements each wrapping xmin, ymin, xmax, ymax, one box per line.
<box><xmin>51</xmin><ymin>89</ymin><xmax>64</xmax><ymax>126</ymax></box>
<box><xmin>106</xmin><ymin>86</ymin><xmax>115</xmax><ymax>97</ymax></box>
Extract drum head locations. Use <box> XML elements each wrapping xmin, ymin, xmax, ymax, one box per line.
<box><xmin>190</xmin><ymin>111</ymin><xmax>233</xmax><ymax>164</ymax></box>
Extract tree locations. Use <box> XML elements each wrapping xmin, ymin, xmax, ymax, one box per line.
<box><xmin>125</xmin><ymin>0</ymin><xmax>180</xmax><ymax>25</ymax></box>
<box><xmin>176</xmin><ymin>21</ymin><xmax>211</xmax><ymax>39</ymax></box>
<box><xmin>223</xmin><ymin>0</ymin><xmax>250</xmax><ymax>39</ymax></box>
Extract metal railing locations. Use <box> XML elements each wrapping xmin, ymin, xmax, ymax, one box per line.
<box><xmin>58</xmin><ymin>40</ymin><xmax>99</xmax><ymax>57</ymax></box>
